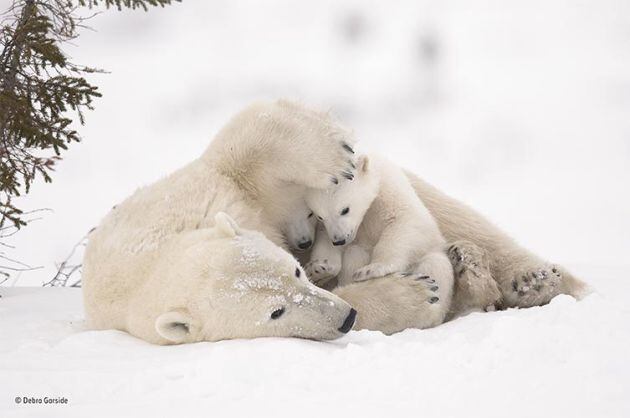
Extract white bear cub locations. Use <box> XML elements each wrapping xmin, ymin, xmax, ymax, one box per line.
<box><xmin>305</xmin><ymin>154</ymin><xmax>454</xmax><ymax>314</ymax></box>
<box><xmin>261</xmin><ymin>183</ymin><xmax>317</xmax><ymax>252</ymax></box>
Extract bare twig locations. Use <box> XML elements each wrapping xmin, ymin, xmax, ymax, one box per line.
<box><xmin>43</xmin><ymin>231</ymin><xmax>89</xmax><ymax>287</ymax></box>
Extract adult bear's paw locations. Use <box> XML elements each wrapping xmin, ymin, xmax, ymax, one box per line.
<box><xmin>503</xmin><ymin>264</ymin><xmax>563</xmax><ymax>308</ymax></box>
<box><xmin>447</xmin><ymin>241</ymin><xmax>502</xmax><ymax>315</ymax></box>
<box><xmin>313</xmin><ymin>136</ymin><xmax>357</xmax><ymax>189</ymax></box>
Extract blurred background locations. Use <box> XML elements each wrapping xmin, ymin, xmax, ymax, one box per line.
<box><xmin>4</xmin><ymin>0</ymin><xmax>630</xmax><ymax>285</ymax></box>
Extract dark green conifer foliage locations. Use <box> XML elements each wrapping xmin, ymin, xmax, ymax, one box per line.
<box><xmin>0</xmin><ymin>0</ymin><xmax>179</xmax><ymax>280</ymax></box>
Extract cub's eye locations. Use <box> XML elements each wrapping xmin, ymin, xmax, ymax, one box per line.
<box><xmin>340</xmin><ymin>207</ymin><xmax>350</xmax><ymax>216</ymax></box>
<box><xmin>270</xmin><ymin>307</ymin><xmax>285</xmax><ymax>320</ymax></box>
<box><xmin>308</xmin><ymin>212</ymin><xmax>314</xmax><ymax>218</ymax></box>
<box><xmin>295</xmin><ymin>267</ymin><xmax>301</xmax><ymax>278</ymax></box>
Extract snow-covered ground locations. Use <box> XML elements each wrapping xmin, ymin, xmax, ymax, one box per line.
<box><xmin>2</xmin><ymin>0</ymin><xmax>630</xmax><ymax>416</ymax></box>
<box><xmin>1</xmin><ymin>266</ymin><xmax>629</xmax><ymax>417</ymax></box>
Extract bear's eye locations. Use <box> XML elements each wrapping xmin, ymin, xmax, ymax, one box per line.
<box><xmin>270</xmin><ymin>307</ymin><xmax>285</xmax><ymax>320</ymax></box>
<box><xmin>295</xmin><ymin>267</ymin><xmax>301</xmax><ymax>278</ymax></box>
<box><xmin>340</xmin><ymin>207</ymin><xmax>350</xmax><ymax>216</ymax></box>
<box><xmin>308</xmin><ymin>212</ymin><xmax>314</xmax><ymax>219</ymax></box>
<box><xmin>317</xmin><ymin>215</ymin><xmax>323</xmax><ymax>221</ymax></box>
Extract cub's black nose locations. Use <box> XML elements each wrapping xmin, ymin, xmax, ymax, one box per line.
<box><xmin>332</xmin><ymin>239</ymin><xmax>346</xmax><ymax>246</ymax></box>
<box><xmin>297</xmin><ymin>240</ymin><xmax>312</xmax><ymax>250</ymax></box>
<box><xmin>338</xmin><ymin>308</ymin><xmax>357</xmax><ymax>334</ymax></box>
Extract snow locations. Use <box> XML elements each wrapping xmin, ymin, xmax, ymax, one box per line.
<box><xmin>2</xmin><ymin>0</ymin><xmax>630</xmax><ymax>416</ymax></box>
<box><xmin>1</xmin><ymin>267</ymin><xmax>630</xmax><ymax>417</ymax></box>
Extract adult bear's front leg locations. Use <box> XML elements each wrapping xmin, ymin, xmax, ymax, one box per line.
<box><xmin>206</xmin><ymin>100</ymin><xmax>358</xmax><ymax>193</ymax></box>
<box><xmin>333</xmin><ymin>272</ymin><xmax>447</xmax><ymax>334</ymax></box>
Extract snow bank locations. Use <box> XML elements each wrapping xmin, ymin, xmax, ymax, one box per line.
<box><xmin>2</xmin><ymin>265</ymin><xmax>629</xmax><ymax>417</ymax></box>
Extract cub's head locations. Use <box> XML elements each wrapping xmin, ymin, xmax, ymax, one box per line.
<box><xmin>281</xmin><ymin>199</ymin><xmax>317</xmax><ymax>251</ymax></box>
<box><xmin>153</xmin><ymin>212</ymin><xmax>356</xmax><ymax>344</ymax></box>
<box><xmin>305</xmin><ymin>155</ymin><xmax>379</xmax><ymax>246</ymax></box>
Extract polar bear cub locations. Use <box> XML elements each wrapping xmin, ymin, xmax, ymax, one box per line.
<box><xmin>260</xmin><ymin>183</ymin><xmax>317</xmax><ymax>251</ymax></box>
<box><xmin>305</xmin><ymin>154</ymin><xmax>454</xmax><ymax>319</ymax></box>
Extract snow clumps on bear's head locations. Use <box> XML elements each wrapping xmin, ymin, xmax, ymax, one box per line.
<box><xmin>154</xmin><ymin>212</ymin><xmax>356</xmax><ymax>344</ymax></box>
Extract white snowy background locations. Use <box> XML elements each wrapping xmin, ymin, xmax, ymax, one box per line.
<box><xmin>1</xmin><ymin>0</ymin><xmax>630</xmax><ymax>417</ymax></box>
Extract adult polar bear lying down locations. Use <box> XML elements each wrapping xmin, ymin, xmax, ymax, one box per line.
<box><xmin>83</xmin><ymin>100</ymin><xmax>437</xmax><ymax>344</ymax></box>
<box><xmin>83</xmin><ymin>100</ymin><xmax>588</xmax><ymax>344</ymax></box>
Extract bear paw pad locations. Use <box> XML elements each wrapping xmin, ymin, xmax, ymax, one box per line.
<box><xmin>509</xmin><ymin>265</ymin><xmax>563</xmax><ymax>307</ymax></box>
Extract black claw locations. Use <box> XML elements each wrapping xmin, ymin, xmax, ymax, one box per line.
<box><xmin>429</xmin><ymin>297</ymin><xmax>439</xmax><ymax>304</ymax></box>
<box><xmin>348</xmin><ymin>160</ymin><xmax>356</xmax><ymax>169</ymax></box>
<box><xmin>415</xmin><ymin>275</ymin><xmax>430</xmax><ymax>281</ymax></box>
<box><xmin>512</xmin><ymin>280</ymin><xmax>518</xmax><ymax>292</ymax></box>
<box><xmin>341</xmin><ymin>171</ymin><xmax>354</xmax><ymax>180</ymax></box>
<box><xmin>401</xmin><ymin>272</ymin><xmax>413</xmax><ymax>277</ymax></box>
<box><xmin>331</xmin><ymin>176</ymin><xmax>338</xmax><ymax>184</ymax></box>
<box><xmin>342</xmin><ymin>143</ymin><xmax>355</xmax><ymax>154</ymax></box>
<box><xmin>430</xmin><ymin>286</ymin><xmax>438</xmax><ymax>292</ymax></box>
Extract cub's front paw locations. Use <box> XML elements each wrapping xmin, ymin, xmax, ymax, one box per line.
<box><xmin>352</xmin><ymin>263</ymin><xmax>395</xmax><ymax>282</ymax></box>
<box><xmin>305</xmin><ymin>259</ymin><xmax>340</xmax><ymax>286</ymax></box>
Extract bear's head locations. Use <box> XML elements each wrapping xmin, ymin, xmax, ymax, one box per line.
<box><xmin>305</xmin><ymin>155</ymin><xmax>379</xmax><ymax>246</ymax></box>
<box><xmin>279</xmin><ymin>197</ymin><xmax>317</xmax><ymax>252</ymax></box>
<box><xmin>152</xmin><ymin>213</ymin><xmax>356</xmax><ymax>344</ymax></box>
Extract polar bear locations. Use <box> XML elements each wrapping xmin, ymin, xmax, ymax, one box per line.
<box><xmin>87</xmin><ymin>212</ymin><xmax>357</xmax><ymax>344</ymax></box>
<box><xmin>303</xmin><ymin>153</ymin><xmax>454</xmax><ymax>326</ymax></box>
<box><xmin>83</xmin><ymin>99</ymin><xmax>589</xmax><ymax>344</ymax></box>
<box><xmin>83</xmin><ymin>100</ymin><xmax>438</xmax><ymax>343</ymax></box>
<box><xmin>260</xmin><ymin>183</ymin><xmax>317</xmax><ymax>251</ymax></box>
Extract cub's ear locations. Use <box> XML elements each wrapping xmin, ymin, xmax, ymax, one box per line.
<box><xmin>214</xmin><ymin>212</ymin><xmax>241</xmax><ymax>238</ymax></box>
<box><xmin>155</xmin><ymin>310</ymin><xmax>196</xmax><ymax>344</ymax></box>
<box><xmin>358</xmin><ymin>155</ymin><xmax>370</xmax><ymax>173</ymax></box>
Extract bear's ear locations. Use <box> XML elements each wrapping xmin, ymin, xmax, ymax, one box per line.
<box><xmin>155</xmin><ymin>310</ymin><xmax>195</xmax><ymax>344</ymax></box>
<box><xmin>358</xmin><ymin>155</ymin><xmax>370</xmax><ymax>173</ymax></box>
<box><xmin>214</xmin><ymin>212</ymin><xmax>241</xmax><ymax>238</ymax></box>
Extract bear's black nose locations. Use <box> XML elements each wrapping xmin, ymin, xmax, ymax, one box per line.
<box><xmin>338</xmin><ymin>308</ymin><xmax>357</xmax><ymax>334</ymax></box>
<box><xmin>297</xmin><ymin>240</ymin><xmax>312</xmax><ymax>250</ymax></box>
<box><xmin>333</xmin><ymin>239</ymin><xmax>346</xmax><ymax>246</ymax></box>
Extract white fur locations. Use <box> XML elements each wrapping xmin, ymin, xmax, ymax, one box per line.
<box><xmin>83</xmin><ymin>99</ymin><xmax>589</xmax><ymax>344</ymax></box>
<box><xmin>83</xmin><ymin>100</ymin><xmax>359</xmax><ymax>344</ymax></box>
<box><xmin>260</xmin><ymin>184</ymin><xmax>316</xmax><ymax>251</ymax></box>
<box><xmin>305</xmin><ymin>154</ymin><xmax>454</xmax><ymax>328</ymax></box>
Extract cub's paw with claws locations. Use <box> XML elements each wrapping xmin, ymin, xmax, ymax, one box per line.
<box><xmin>305</xmin><ymin>259</ymin><xmax>340</xmax><ymax>286</ymax></box>
<box><xmin>352</xmin><ymin>263</ymin><xmax>396</xmax><ymax>282</ymax></box>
